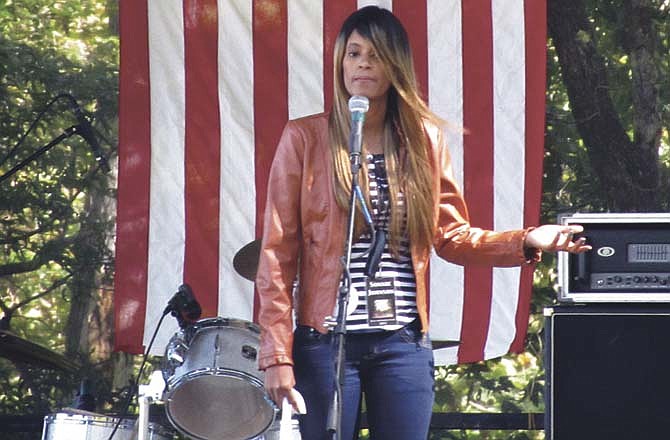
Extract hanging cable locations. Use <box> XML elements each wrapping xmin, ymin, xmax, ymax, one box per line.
<box><xmin>104</xmin><ymin>309</ymin><xmax>170</xmax><ymax>440</ymax></box>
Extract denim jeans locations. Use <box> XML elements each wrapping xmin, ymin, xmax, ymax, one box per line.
<box><xmin>292</xmin><ymin>319</ymin><xmax>435</xmax><ymax>440</ymax></box>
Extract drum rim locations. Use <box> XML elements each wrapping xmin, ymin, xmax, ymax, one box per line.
<box><xmin>43</xmin><ymin>412</ymin><xmax>135</xmax><ymax>428</ymax></box>
<box><xmin>189</xmin><ymin>317</ymin><xmax>260</xmax><ymax>334</ymax></box>
<box><xmin>165</xmin><ymin>410</ymin><xmax>275</xmax><ymax>440</ymax></box>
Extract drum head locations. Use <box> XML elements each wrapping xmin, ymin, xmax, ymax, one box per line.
<box><xmin>166</xmin><ymin>373</ymin><xmax>274</xmax><ymax>440</ymax></box>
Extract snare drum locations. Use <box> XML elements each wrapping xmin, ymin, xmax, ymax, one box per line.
<box><xmin>42</xmin><ymin>412</ymin><xmax>173</xmax><ymax>440</ymax></box>
<box><xmin>162</xmin><ymin>317</ymin><xmax>276</xmax><ymax>440</ymax></box>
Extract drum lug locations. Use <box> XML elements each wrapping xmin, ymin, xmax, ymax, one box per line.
<box><xmin>166</xmin><ymin>341</ymin><xmax>188</xmax><ymax>366</ymax></box>
<box><xmin>241</xmin><ymin>344</ymin><xmax>257</xmax><ymax>361</ymax></box>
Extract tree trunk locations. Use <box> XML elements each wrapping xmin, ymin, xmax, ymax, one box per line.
<box><xmin>64</xmin><ymin>172</ymin><xmax>116</xmax><ymax>406</ymax></box>
<box><xmin>547</xmin><ymin>0</ymin><xmax>662</xmax><ymax>211</ymax></box>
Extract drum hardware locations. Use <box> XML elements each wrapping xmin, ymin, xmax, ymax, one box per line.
<box><xmin>241</xmin><ymin>344</ymin><xmax>258</xmax><ymax>360</ymax></box>
<box><xmin>138</xmin><ymin>371</ymin><xmax>168</xmax><ymax>440</ymax></box>
<box><xmin>162</xmin><ymin>317</ymin><xmax>277</xmax><ymax>440</ymax></box>
<box><xmin>213</xmin><ymin>333</ymin><xmax>221</xmax><ymax>367</ymax></box>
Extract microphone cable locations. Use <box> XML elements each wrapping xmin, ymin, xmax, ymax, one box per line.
<box><xmin>104</xmin><ymin>309</ymin><xmax>170</xmax><ymax>440</ymax></box>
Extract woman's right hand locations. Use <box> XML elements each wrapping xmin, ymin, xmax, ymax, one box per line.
<box><xmin>264</xmin><ymin>364</ymin><xmax>300</xmax><ymax>411</ymax></box>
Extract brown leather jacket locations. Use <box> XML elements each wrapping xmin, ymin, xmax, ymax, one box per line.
<box><xmin>255</xmin><ymin>112</ymin><xmax>539</xmax><ymax>370</ymax></box>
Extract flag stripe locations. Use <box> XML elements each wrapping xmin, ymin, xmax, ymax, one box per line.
<box><xmin>252</xmin><ymin>1</ymin><xmax>289</xmax><ymax>319</ymax></box>
<box><xmin>486</xmin><ymin>0</ymin><xmax>526</xmax><ymax>359</ymax></box>
<box><xmin>252</xmin><ymin>0</ymin><xmax>288</xmax><ymax>238</ymax></box>
<box><xmin>459</xmin><ymin>0</ymin><xmax>495</xmax><ymax>363</ymax></box>
<box><xmin>428</xmin><ymin>0</ymin><xmax>465</xmax><ymax>366</ymax></box>
<box><xmin>393</xmin><ymin>0</ymin><xmax>428</xmax><ymax>100</ymax></box>
<box><xmin>115</xmin><ymin>0</ymin><xmax>151</xmax><ymax>353</ymax></box>
<box><xmin>288</xmin><ymin>0</ymin><xmax>324</xmax><ymax>119</ymax></box>
<box><xmin>145</xmin><ymin>0</ymin><xmax>187</xmax><ymax>350</ymax></box>
<box><xmin>217</xmin><ymin>1</ymin><xmax>256</xmax><ymax>320</ymax></box>
<box><xmin>323</xmin><ymin>1</ymin><xmax>356</xmax><ymax>111</ymax></box>
<box><xmin>511</xmin><ymin>0</ymin><xmax>547</xmax><ymax>352</ymax></box>
<box><xmin>393</xmin><ymin>0</ymin><xmax>431</xmax><ymax>319</ymax></box>
<box><xmin>183</xmin><ymin>0</ymin><xmax>221</xmax><ymax>318</ymax></box>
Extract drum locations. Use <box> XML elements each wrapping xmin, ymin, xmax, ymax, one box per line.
<box><xmin>42</xmin><ymin>412</ymin><xmax>173</xmax><ymax>440</ymax></box>
<box><xmin>162</xmin><ymin>317</ymin><xmax>276</xmax><ymax>440</ymax></box>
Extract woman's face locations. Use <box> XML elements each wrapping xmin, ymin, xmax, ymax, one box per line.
<box><xmin>342</xmin><ymin>30</ymin><xmax>392</xmax><ymax>102</ymax></box>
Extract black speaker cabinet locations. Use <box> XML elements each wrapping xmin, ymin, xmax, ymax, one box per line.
<box><xmin>545</xmin><ymin>305</ymin><xmax>670</xmax><ymax>439</ymax></box>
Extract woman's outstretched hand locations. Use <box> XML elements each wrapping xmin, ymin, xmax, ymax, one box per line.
<box><xmin>525</xmin><ymin>224</ymin><xmax>592</xmax><ymax>253</ymax></box>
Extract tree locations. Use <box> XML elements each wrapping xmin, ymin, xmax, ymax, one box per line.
<box><xmin>546</xmin><ymin>0</ymin><xmax>669</xmax><ymax>213</ymax></box>
<box><xmin>0</xmin><ymin>0</ymin><xmax>123</xmax><ymax>421</ymax></box>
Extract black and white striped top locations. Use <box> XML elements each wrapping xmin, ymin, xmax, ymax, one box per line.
<box><xmin>345</xmin><ymin>154</ymin><xmax>418</xmax><ymax>332</ymax></box>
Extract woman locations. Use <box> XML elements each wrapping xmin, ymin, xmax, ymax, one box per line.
<box><xmin>255</xmin><ymin>6</ymin><xmax>589</xmax><ymax>439</ymax></box>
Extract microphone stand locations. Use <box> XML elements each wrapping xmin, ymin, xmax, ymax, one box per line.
<box><xmin>326</xmin><ymin>144</ymin><xmax>364</xmax><ymax>440</ymax></box>
<box><xmin>0</xmin><ymin>126</ymin><xmax>78</xmax><ymax>184</ymax></box>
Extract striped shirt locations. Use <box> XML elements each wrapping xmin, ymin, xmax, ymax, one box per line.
<box><xmin>345</xmin><ymin>154</ymin><xmax>418</xmax><ymax>332</ymax></box>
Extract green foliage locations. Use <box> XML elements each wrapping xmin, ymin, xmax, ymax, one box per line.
<box><xmin>0</xmin><ymin>0</ymin><xmax>118</xmax><ymax>418</ymax></box>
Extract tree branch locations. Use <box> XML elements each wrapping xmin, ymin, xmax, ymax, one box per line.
<box><xmin>547</xmin><ymin>0</ymin><xmax>661</xmax><ymax>211</ymax></box>
<box><xmin>0</xmin><ymin>235</ymin><xmax>75</xmax><ymax>277</ymax></box>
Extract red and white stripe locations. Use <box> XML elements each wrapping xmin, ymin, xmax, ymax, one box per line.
<box><xmin>115</xmin><ymin>0</ymin><xmax>545</xmax><ymax>364</ymax></box>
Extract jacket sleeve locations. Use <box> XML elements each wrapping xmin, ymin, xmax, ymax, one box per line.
<box><xmin>255</xmin><ymin>121</ymin><xmax>303</xmax><ymax>370</ymax></box>
<box><xmin>430</xmin><ymin>128</ymin><xmax>541</xmax><ymax>266</ymax></box>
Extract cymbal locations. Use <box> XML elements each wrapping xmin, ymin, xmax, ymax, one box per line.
<box><xmin>233</xmin><ymin>239</ymin><xmax>261</xmax><ymax>282</ymax></box>
<box><xmin>0</xmin><ymin>330</ymin><xmax>79</xmax><ymax>372</ymax></box>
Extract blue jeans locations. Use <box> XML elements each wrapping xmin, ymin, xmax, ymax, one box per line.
<box><xmin>292</xmin><ymin>319</ymin><xmax>435</xmax><ymax>440</ymax></box>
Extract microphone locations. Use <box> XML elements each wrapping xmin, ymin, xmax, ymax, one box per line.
<box><xmin>348</xmin><ymin>96</ymin><xmax>375</xmax><ymax>234</ymax></box>
<box><xmin>348</xmin><ymin>95</ymin><xmax>369</xmax><ymax>156</ymax></box>
<box><xmin>72</xmin><ymin>104</ymin><xmax>110</xmax><ymax>173</ymax></box>
<box><xmin>164</xmin><ymin>284</ymin><xmax>202</xmax><ymax>328</ymax></box>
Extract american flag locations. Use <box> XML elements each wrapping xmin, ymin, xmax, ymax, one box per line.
<box><xmin>114</xmin><ymin>0</ymin><xmax>545</xmax><ymax>365</ymax></box>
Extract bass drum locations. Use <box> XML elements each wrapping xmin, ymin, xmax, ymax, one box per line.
<box><xmin>42</xmin><ymin>412</ymin><xmax>173</xmax><ymax>440</ymax></box>
<box><xmin>162</xmin><ymin>317</ymin><xmax>275</xmax><ymax>440</ymax></box>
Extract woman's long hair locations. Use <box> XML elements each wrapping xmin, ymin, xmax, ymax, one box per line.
<box><xmin>329</xmin><ymin>6</ymin><xmax>441</xmax><ymax>253</ymax></box>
